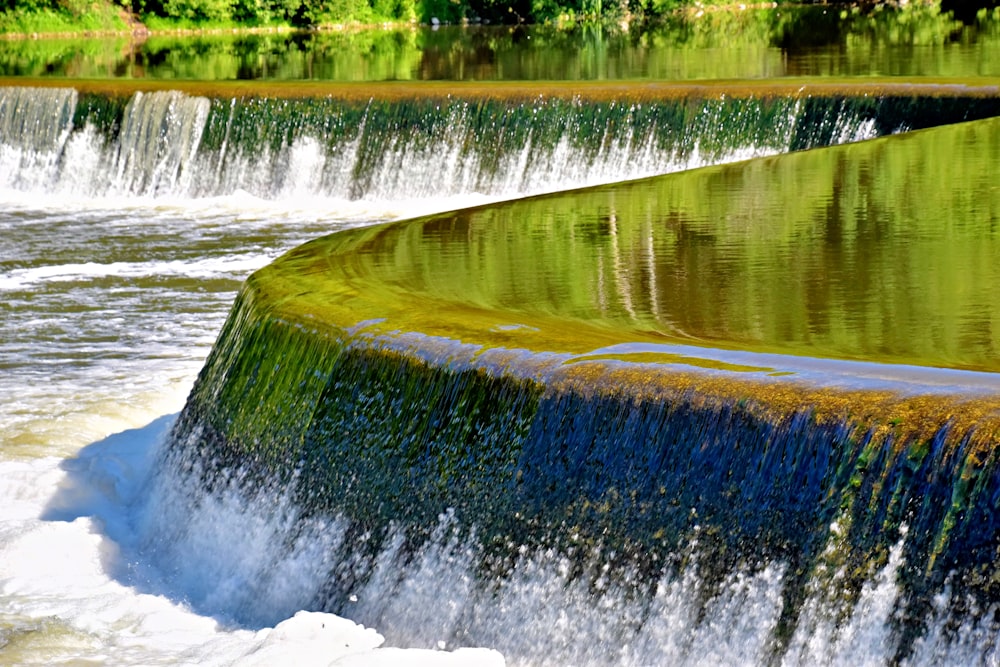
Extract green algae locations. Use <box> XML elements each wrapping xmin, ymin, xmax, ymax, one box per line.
<box><xmin>185</xmin><ymin>114</ymin><xmax>1000</xmax><ymax>544</ymax></box>
<box><xmin>171</xmin><ymin>109</ymin><xmax>1000</xmax><ymax>583</ymax></box>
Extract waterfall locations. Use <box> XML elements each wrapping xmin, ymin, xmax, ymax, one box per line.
<box><xmin>110</xmin><ymin>91</ymin><xmax>212</xmax><ymax>197</ymax></box>
<box><xmin>145</xmin><ymin>112</ymin><xmax>1000</xmax><ymax>664</ymax></box>
<box><xmin>0</xmin><ymin>86</ymin><xmax>76</xmax><ymax>190</ymax></box>
<box><xmin>158</xmin><ymin>315</ymin><xmax>1000</xmax><ymax>665</ymax></box>
<box><xmin>3</xmin><ymin>85</ymin><xmax>998</xmax><ymax>203</ymax></box>
<box><xmin>6</xmin><ymin>81</ymin><xmax>1000</xmax><ymax>664</ymax></box>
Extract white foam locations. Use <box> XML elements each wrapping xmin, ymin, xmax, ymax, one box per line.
<box><xmin>0</xmin><ymin>255</ymin><xmax>274</xmax><ymax>291</ymax></box>
<box><xmin>0</xmin><ymin>87</ymin><xmax>834</xmax><ymax>210</ymax></box>
<box><xmin>0</xmin><ymin>417</ymin><xmax>506</xmax><ymax>666</ymax></box>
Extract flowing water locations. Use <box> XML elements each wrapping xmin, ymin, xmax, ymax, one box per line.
<box><xmin>163</xmin><ymin>113</ymin><xmax>1000</xmax><ymax>666</ymax></box>
<box><xmin>2</xmin><ymin>33</ymin><xmax>1000</xmax><ymax>666</ymax></box>
<box><xmin>0</xmin><ymin>86</ymin><xmax>524</xmax><ymax>663</ymax></box>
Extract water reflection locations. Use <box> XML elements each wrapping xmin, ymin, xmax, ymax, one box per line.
<box><xmin>286</xmin><ymin>115</ymin><xmax>1000</xmax><ymax>372</ymax></box>
<box><xmin>2</xmin><ymin>6</ymin><xmax>1000</xmax><ymax>81</ymax></box>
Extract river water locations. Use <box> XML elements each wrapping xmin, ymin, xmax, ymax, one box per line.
<box><xmin>0</xmin><ymin>85</ymin><xmax>851</xmax><ymax>664</ymax></box>
<box><xmin>0</xmin><ymin>88</ymin><xmax>731</xmax><ymax>663</ymax></box>
<box><xmin>3</xmin><ymin>11</ymin><xmax>1000</xmax><ymax>665</ymax></box>
<box><xmin>0</xmin><ymin>191</ymin><xmax>499</xmax><ymax>663</ymax></box>
<box><xmin>0</xmin><ymin>83</ymin><xmax>528</xmax><ymax>661</ymax></box>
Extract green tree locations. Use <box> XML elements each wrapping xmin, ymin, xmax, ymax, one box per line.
<box><xmin>162</xmin><ymin>0</ymin><xmax>234</xmax><ymax>22</ymax></box>
<box><xmin>231</xmin><ymin>0</ymin><xmax>306</xmax><ymax>24</ymax></box>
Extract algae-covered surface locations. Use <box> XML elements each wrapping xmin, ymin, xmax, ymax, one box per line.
<box><xmin>179</xmin><ymin>108</ymin><xmax>1000</xmax><ymax>634</ymax></box>
<box><xmin>211</xmin><ymin>111</ymin><xmax>1000</xmax><ymax>473</ymax></box>
<box><xmin>253</xmin><ymin>113</ymin><xmax>1000</xmax><ymax>380</ymax></box>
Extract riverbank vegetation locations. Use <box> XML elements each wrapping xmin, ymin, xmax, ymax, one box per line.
<box><xmin>0</xmin><ymin>0</ymin><xmax>129</xmax><ymax>34</ymax></box>
<box><xmin>2</xmin><ymin>0</ymin><xmax>998</xmax><ymax>37</ymax></box>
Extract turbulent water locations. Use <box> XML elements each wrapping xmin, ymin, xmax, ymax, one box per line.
<box><xmin>0</xmin><ymin>85</ymin><xmax>892</xmax><ymax>202</ymax></box>
<box><xmin>0</xmin><ymin>87</ymin><xmax>513</xmax><ymax>665</ymax></box>
<box><xmin>1</xmin><ymin>84</ymin><xmax>998</xmax><ymax>664</ymax></box>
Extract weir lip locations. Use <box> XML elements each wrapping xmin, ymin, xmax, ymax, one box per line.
<box><xmin>4</xmin><ymin>75</ymin><xmax>1000</xmax><ymax>101</ymax></box>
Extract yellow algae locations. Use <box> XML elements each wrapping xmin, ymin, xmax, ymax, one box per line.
<box><xmin>548</xmin><ymin>361</ymin><xmax>1000</xmax><ymax>454</ymax></box>
<box><xmin>251</xmin><ymin>113</ymin><xmax>1000</xmax><ymax>378</ymax></box>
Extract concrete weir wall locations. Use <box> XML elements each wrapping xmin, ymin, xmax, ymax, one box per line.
<box><xmin>6</xmin><ymin>77</ymin><xmax>1000</xmax><ymax>201</ymax></box>
<box><xmin>175</xmin><ymin>285</ymin><xmax>995</xmax><ymax>571</ymax></box>
<box><xmin>156</xmin><ymin>92</ymin><xmax>1000</xmax><ymax>656</ymax></box>
<box><xmin>168</xmin><ymin>115</ymin><xmax>1000</xmax><ymax>637</ymax></box>
<box><xmin>169</xmin><ymin>256</ymin><xmax>1000</xmax><ymax>646</ymax></box>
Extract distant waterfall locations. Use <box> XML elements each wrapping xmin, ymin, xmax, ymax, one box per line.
<box><xmin>4</xmin><ymin>86</ymin><xmax>995</xmax><ymax>203</ymax></box>
<box><xmin>0</xmin><ymin>86</ymin><xmax>77</xmax><ymax>190</ymax></box>
<box><xmin>110</xmin><ymin>91</ymin><xmax>212</xmax><ymax>197</ymax></box>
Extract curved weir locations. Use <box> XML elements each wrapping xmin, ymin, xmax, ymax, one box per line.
<box><xmin>164</xmin><ymin>113</ymin><xmax>1000</xmax><ymax>663</ymax></box>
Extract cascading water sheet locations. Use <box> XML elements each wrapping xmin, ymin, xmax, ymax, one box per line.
<box><xmin>0</xmin><ymin>85</ymin><xmax>899</xmax><ymax>203</ymax></box>
<box><xmin>159</xmin><ymin>113</ymin><xmax>1000</xmax><ymax>665</ymax></box>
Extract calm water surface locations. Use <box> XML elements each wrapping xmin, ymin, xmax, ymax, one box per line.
<box><xmin>3</xmin><ymin>6</ymin><xmax>1000</xmax><ymax>81</ymax></box>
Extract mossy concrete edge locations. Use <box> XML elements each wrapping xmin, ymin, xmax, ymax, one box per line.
<box><xmin>4</xmin><ymin>75</ymin><xmax>1000</xmax><ymax>101</ymax></box>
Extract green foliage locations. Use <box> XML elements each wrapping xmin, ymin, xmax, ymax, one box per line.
<box><xmin>0</xmin><ymin>0</ymin><xmax>127</xmax><ymax>33</ymax></box>
<box><xmin>530</xmin><ymin>0</ymin><xmax>567</xmax><ymax>22</ymax></box>
<box><xmin>303</xmin><ymin>0</ymin><xmax>361</xmax><ymax>24</ymax></box>
<box><xmin>371</xmin><ymin>0</ymin><xmax>413</xmax><ymax>21</ymax></box>
<box><xmin>297</xmin><ymin>0</ymin><xmax>413</xmax><ymax>24</ymax></box>
<box><xmin>3</xmin><ymin>0</ymin><xmax>1000</xmax><ymax>51</ymax></box>
<box><xmin>1</xmin><ymin>0</ymin><xmax>56</xmax><ymax>12</ymax></box>
<box><xmin>0</xmin><ymin>0</ymin><xmax>684</xmax><ymax>33</ymax></box>
<box><xmin>231</xmin><ymin>0</ymin><xmax>305</xmax><ymax>24</ymax></box>
<box><xmin>146</xmin><ymin>0</ymin><xmax>309</xmax><ymax>27</ymax></box>
<box><xmin>418</xmin><ymin>0</ymin><xmax>463</xmax><ymax>23</ymax></box>
<box><xmin>161</xmin><ymin>0</ymin><xmax>234</xmax><ymax>23</ymax></box>
<box><xmin>530</xmin><ymin>0</ymin><xmax>617</xmax><ymax>23</ymax></box>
